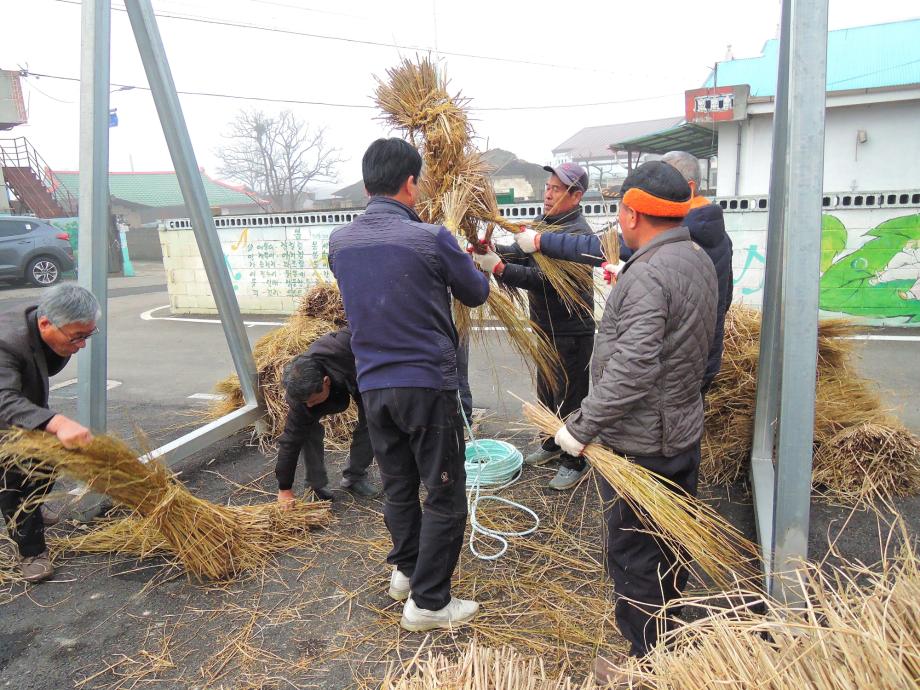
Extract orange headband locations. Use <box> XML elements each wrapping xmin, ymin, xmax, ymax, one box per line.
<box><xmin>622</xmin><ymin>188</ymin><xmax>692</xmax><ymax>218</ymax></box>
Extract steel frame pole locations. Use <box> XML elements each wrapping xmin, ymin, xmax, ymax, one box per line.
<box><xmin>77</xmin><ymin>0</ymin><xmax>111</xmax><ymax>433</ymax></box>
<box><xmin>749</xmin><ymin>0</ymin><xmax>793</xmax><ymax>584</ymax></box>
<box><xmin>123</xmin><ymin>0</ymin><xmax>260</xmax><ymax>409</ymax></box>
<box><xmin>770</xmin><ymin>0</ymin><xmax>829</xmax><ymax>605</ymax></box>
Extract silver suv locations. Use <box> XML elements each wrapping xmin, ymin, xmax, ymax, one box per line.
<box><xmin>0</xmin><ymin>215</ymin><xmax>76</xmax><ymax>287</ymax></box>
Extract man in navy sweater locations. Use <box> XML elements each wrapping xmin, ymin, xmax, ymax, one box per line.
<box><xmin>328</xmin><ymin>138</ymin><xmax>490</xmax><ymax>632</ymax></box>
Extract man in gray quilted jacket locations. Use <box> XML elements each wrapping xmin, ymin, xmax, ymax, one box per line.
<box><xmin>550</xmin><ymin>161</ymin><xmax>717</xmax><ymax>684</ymax></box>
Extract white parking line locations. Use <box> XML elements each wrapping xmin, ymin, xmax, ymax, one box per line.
<box><xmin>139</xmin><ymin>305</ymin><xmax>920</xmax><ymax>341</ymax></box>
<box><xmin>188</xmin><ymin>393</ymin><xmax>223</xmax><ymax>400</ymax></box>
<box><xmin>140</xmin><ymin>305</ymin><xmax>284</xmax><ymax>327</ymax></box>
<box><xmin>51</xmin><ymin>378</ymin><xmax>122</xmax><ymax>391</ymax></box>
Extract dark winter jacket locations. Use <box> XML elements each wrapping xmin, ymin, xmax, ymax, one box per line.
<box><xmin>0</xmin><ymin>306</ymin><xmax>69</xmax><ymax>431</ymax></box>
<box><xmin>566</xmin><ymin>227</ymin><xmax>717</xmax><ymax>457</ymax></box>
<box><xmin>328</xmin><ymin>197</ymin><xmax>489</xmax><ymax>393</ymax></box>
<box><xmin>495</xmin><ymin>208</ymin><xmax>595</xmax><ymax>337</ymax></box>
<box><xmin>538</xmin><ymin>201</ymin><xmax>733</xmax><ymax>390</ymax></box>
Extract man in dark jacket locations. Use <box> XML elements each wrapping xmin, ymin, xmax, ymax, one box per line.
<box><xmin>329</xmin><ymin>138</ymin><xmax>489</xmax><ymax>632</ymax></box>
<box><xmin>275</xmin><ymin>328</ymin><xmax>378</xmax><ymax>504</ymax></box>
<box><xmin>472</xmin><ymin>162</ymin><xmax>595</xmax><ymax>491</ymax></box>
<box><xmin>515</xmin><ymin>151</ymin><xmax>733</xmax><ymax>392</ymax></box>
<box><xmin>550</xmin><ymin>162</ymin><xmax>717</xmax><ymax>684</ymax></box>
<box><xmin>0</xmin><ymin>284</ymin><xmax>99</xmax><ymax>583</ymax></box>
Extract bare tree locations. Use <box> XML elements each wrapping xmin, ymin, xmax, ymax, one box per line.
<box><xmin>217</xmin><ymin>109</ymin><xmax>343</xmax><ymax>211</ymax></box>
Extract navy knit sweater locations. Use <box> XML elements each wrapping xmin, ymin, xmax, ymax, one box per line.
<box><xmin>328</xmin><ymin>197</ymin><xmax>489</xmax><ymax>393</ymax></box>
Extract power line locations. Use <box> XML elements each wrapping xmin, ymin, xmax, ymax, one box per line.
<box><xmin>19</xmin><ymin>69</ymin><xmax>680</xmax><ymax>111</ymax></box>
<box><xmin>50</xmin><ymin>0</ymin><xmax>620</xmax><ymax>76</ymax></box>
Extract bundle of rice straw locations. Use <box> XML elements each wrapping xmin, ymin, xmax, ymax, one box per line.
<box><xmin>209</xmin><ymin>283</ymin><xmax>357</xmax><ymax>452</ymax></box>
<box><xmin>375</xmin><ymin>57</ymin><xmax>596</xmax><ymax>390</ymax></box>
<box><xmin>813</xmin><ymin>423</ymin><xmax>920</xmax><ymax>502</ymax></box>
<box><xmin>0</xmin><ymin>430</ymin><xmax>331</xmax><ymax>579</ymax></box>
<box><xmin>702</xmin><ymin>305</ymin><xmax>920</xmax><ymax>503</ymax></box>
<box><xmin>616</xmin><ymin>533</ymin><xmax>920</xmax><ymax>689</ymax></box>
<box><xmin>522</xmin><ymin>401</ymin><xmax>759</xmax><ymax>589</ymax></box>
<box><xmin>379</xmin><ymin>642</ymin><xmax>594</xmax><ymax>690</ymax></box>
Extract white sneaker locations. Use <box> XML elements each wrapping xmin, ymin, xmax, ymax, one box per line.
<box><xmin>400</xmin><ymin>596</ymin><xmax>479</xmax><ymax>632</ymax></box>
<box><xmin>388</xmin><ymin>566</ymin><xmax>411</xmax><ymax>601</ymax></box>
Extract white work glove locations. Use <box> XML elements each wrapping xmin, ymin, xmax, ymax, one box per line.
<box><xmin>471</xmin><ymin>248</ymin><xmax>504</xmax><ymax>274</ymax></box>
<box><xmin>514</xmin><ymin>227</ymin><xmax>540</xmax><ymax>254</ymax></box>
<box><xmin>554</xmin><ymin>424</ymin><xmax>586</xmax><ymax>456</ymax></box>
<box><xmin>600</xmin><ymin>261</ymin><xmax>617</xmax><ymax>285</ymax></box>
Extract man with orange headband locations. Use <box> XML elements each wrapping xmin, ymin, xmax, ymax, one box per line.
<box><xmin>550</xmin><ymin>161</ymin><xmax>717</xmax><ymax>683</ymax></box>
<box><xmin>514</xmin><ymin>151</ymin><xmax>733</xmax><ymax>395</ymax></box>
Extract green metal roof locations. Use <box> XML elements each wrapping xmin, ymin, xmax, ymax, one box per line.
<box><xmin>53</xmin><ymin>170</ymin><xmax>258</xmax><ymax>208</ymax></box>
<box><xmin>704</xmin><ymin>19</ymin><xmax>920</xmax><ymax>97</ymax></box>
<box><xmin>611</xmin><ymin>122</ymin><xmax>718</xmax><ymax>158</ymax></box>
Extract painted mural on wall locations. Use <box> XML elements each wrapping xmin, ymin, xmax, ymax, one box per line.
<box><xmin>819</xmin><ymin>213</ymin><xmax>920</xmax><ymax>323</ymax></box>
<box><xmin>728</xmin><ymin>210</ymin><xmax>920</xmax><ymax>326</ymax></box>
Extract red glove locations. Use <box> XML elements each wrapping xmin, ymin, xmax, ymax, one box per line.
<box><xmin>601</xmin><ymin>261</ymin><xmax>617</xmax><ymax>285</ymax></box>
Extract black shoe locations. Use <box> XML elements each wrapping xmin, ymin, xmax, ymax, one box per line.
<box><xmin>311</xmin><ymin>486</ymin><xmax>335</xmax><ymax>502</ymax></box>
<box><xmin>340</xmin><ymin>478</ymin><xmax>381</xmax><ymax>498</ymax></box>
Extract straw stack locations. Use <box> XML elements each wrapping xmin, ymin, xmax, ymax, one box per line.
<box><xmin>209</xmin><ymin>283</ymin><xmax>356</xmax><ymax>451</ymax></box>
<box><xmin>0</xmin><ymin>430</ymin><xmax>331</xmax><ymax>579</ymax></box>
<box><xmin>375</xmin><ymin>57</ymin><xmax>598</xmax><ymax>389</ymax></box>
<box><xmin>522</xmin><ymin>401</ymin><xmax>760</xmax><ymax>588</ymax></box>
<box><xmin>702</xmin><ymin>305</ymin><xmax>920</xmax><ymax>503</ymax></box>
<box><xmin>380</xmin><ymin>642</ymin><xmax>595</xmax><ymax>690</ymax></box>
<box><xmin>618</xmin><ymin>537</ymin><xmax>920</xmax><ymax>689</ymax></box>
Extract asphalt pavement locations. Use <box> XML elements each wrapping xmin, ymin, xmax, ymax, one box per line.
<box><xmin>1</xmin><ymin>266</ymin><xmax>919</xmax><ymax>688</ymax></box>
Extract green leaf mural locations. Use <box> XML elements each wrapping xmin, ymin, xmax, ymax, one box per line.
<box><xmin>820</xmin><ymin>215</ymin><xmax>847</xmax><ymax>273</ymax></box>
<box><xmin>819</xmin><ymin>213</ymin><xmax>920</xmax><ymax>323</ymax></box>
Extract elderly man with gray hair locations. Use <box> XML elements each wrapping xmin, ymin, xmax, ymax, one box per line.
<box><xmin>0</xmin><ymin>284</ymin><xmax>99</xmax><ymax>582</ymax></box>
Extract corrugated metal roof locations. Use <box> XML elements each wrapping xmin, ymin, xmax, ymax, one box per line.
<box><xmin>552</xmin><ymin>116</ymin><xmax>683</xmax><ymax>158</ymax></box>
<box><xmin>53</xmin><ymin>170</ymin><xmax>259</xmax><ymax>208</ymax></box>
<box><xmin>706</xmin><ymin>18</ymin><xmax>920</xmax><ymax>97</ymax></box>
<box><xmin>613</xmin><ymin>122</ymin><xmax>718</xmax><ymax>159</ymax></box>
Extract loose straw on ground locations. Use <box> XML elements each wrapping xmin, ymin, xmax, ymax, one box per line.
<box><xmin>521</xmin><ymin>400</ymin><xmax>760</xmax><ymax>588</ymax></box>
<box><xmin>0</xmin><ymin>430</ymin><xmax>331</xmax><ymax>579</ymax></box>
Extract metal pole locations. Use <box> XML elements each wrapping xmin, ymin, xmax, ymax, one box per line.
<box><xmin>77</xmin><ymin>0</ymin><xmax>111</xmax><ymax>433</ymax></box>
<box><xmin>123</xmin><ymin>0</ymin><xmax>260</xmax><ymax>406</ymax></box>
<box><xmin>771</xmin><ymin>0</ymin><xmax>829</xmax><ymax>605</ymax></box>
<box><xmin>749</xmin><ymin>0</ymin><xmax>794</xmax><ymax>583</ymax></box>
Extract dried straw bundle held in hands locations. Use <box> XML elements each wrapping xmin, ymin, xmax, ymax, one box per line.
<box><xmin>209</xmin><ymin>283</ymin><xmax>357</xmax><ymax>451</ymax></box>
<box><xmin>621</xmin><ymin>535</ymin><xmax>920</xmax><ymax>689</ymax></box>
<box><xmin>521</xmin><ymin>401</ymin><xmax>760</xmax><ymax>589</ymax></box>
<box><xmin>0</xmin><ymin>430</ymin><xmax>331</xmax><ymax>579</ymax></box>
<box><xmin>702</xmin><ymin>305</ymin><xmax>920</xmax><ymax>503</ymax></box>
<box><xmin>380</xmin><ymin>642</ymin><xmax>595</xmax><ymax>690</ymax></box>
<box><xmin>374</xmin><ymin>57</ymin><xmax>593</xmax><ymax>388</ymax></box>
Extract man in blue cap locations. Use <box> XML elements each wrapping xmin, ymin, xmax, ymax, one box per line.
<box><xmin>472</xmin><ymin>162</ymin><xmax>596</xmax><ymax>491</ymax></box>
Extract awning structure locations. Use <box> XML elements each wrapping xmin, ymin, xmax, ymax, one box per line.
<box><xmin>610</xmin><ymin>121</ymin><xmax>718</xmax><ymax>161</ymax></box>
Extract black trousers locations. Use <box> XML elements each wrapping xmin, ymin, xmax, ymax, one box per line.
<box><xmin>362</xmin><ymin>387</ymin><xmax>468</xmax><ymax>611</ymax></box>
<box><xmin>537</xmin><ymin>334</ymin><xmax>593</xmax><ymax>470</ymax></box>
<box><xmin>275</xmin><ymin>393</ymin><xmax>374</xmax><ymax>490</ymax></box>
<box><xmin>600</xmin><ymin>442</ymin><xmax>700</xmax><ymax>658</ymax></box>
<box><xmin>0</xmin><ymin>465</ymin><xmax>51</xmax><ymax>558</ymax></box>
<box><xmin>456</xmin><ymin>339</ymin><xmax>473</xmax><ymax>421</ymax></box>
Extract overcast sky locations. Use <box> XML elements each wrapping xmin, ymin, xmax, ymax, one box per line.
<box><xmin>2</xmin><ymin>0</ymin><xmax>917</xmax><ymax>194</ymax></box>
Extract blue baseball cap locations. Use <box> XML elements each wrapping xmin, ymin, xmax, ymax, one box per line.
<box><xmin>543</xmin><ymin>162</ymin><xmax>589</xmax><ymax>192</ymax></box>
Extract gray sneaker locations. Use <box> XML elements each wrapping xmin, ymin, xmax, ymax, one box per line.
<box><xmin>548</xmin><ymin>465</ymin><xmax>589</xmax><ymax>490</ymax></box>
<box><xmin>524</xmin><ymin>447</ymin><xmax>562</xmax><ymax>466</ymax></box>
